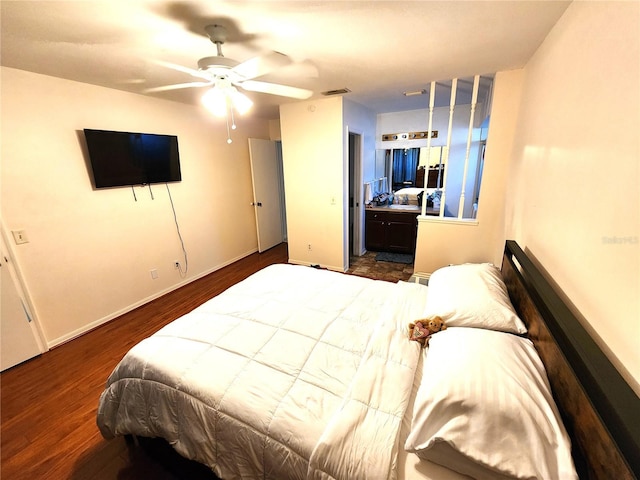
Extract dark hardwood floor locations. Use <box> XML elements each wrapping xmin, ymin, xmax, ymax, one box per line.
<box><xmin>1</xmin><ymin>244</ymin><xmax>411</xmax><ymax>479</ymax></box>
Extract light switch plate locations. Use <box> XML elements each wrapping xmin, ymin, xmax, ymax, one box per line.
<box><xmin>12</xmin><ymin>230</ymin><xmax>29</xmax><ymax>245</ymax></box>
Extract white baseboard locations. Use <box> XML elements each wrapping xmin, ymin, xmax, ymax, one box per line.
<box><xmin>47</xmin><ymin>248</ymin><xmax>258</xmax><ymax>349</ymax></box>
<box><xmin>288</xmin><ymin>259</ymin><xmax>343</xmax><ymax>273</ymax></box>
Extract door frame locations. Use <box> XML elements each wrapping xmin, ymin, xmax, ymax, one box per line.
<box><xmin>275</xmin><ymin>141</ymin><xmax>287</xmax><ymax>241</ymax></box>
<box><xmin>347</xmin><ymin>129</ymin><xmax>364</xmax><ymax>265</ymax></box>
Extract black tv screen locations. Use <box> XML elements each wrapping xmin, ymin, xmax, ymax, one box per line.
<box><xmin>84</xmin><ymin>129</ymin><xmax>181</xmax><ymax>188</ymax></box>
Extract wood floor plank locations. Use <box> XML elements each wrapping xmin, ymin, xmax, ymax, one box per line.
<box><xmin>1</xmin><ymin>243</ymin><xmax>410</xmax><ymax>479</ymax></box>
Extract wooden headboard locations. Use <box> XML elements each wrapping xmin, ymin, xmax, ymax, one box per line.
<box><xmin>415</xmin><ymin>166</ymin><xmax>444</xmax><ymax>189</ymax></box>
<box><xmin>501</xmin><ymin>240</ymin><xmax>639</xmax><ymax>480</ymax></box>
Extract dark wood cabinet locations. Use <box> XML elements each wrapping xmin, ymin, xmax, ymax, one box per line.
<box><xmin>365</xmin><ymin>212</ymin><xmax>387</xmax><ymax>251</ymax></box>
<box><xmin>365</xmin><ymin>209</ymin><xmax>419</xmax><ymax>254</ymax></box>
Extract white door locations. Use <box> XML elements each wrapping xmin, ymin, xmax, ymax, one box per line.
<box><xmin>1</xmin><ymin>236</ymin><xmax>42</xmax><ymax>371</ymax></box>
<box><xmin>248</xmin><ymin>138</ymin><xmax>285</xmax><ymax>252</ymax></box>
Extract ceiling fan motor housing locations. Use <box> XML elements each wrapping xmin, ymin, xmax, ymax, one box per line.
<box><xmin>197</xmin><ymin>56</ymin><xmax>239</xmax><ymax>71</ymax></box>
<box><xmin>205</xmin><ymin>24</ymin><xmax>228</xmax><ymax>45</ymax></box>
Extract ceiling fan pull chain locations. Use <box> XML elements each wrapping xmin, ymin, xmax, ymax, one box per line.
<box><xmin>225</xmin><ymin>110</ymin><xmax>232</xmax><ymax>144</ymax></box>
<box><xmin>230</xmin><ymin>105</ymin><xmax>237</xmax><ymax>130</ymax></box>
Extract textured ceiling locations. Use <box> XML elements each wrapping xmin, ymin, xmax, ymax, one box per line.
<box><xmin>0</xmin><ymin>1</ymin><xmax>571</xmax><ymax>118</ymax></box>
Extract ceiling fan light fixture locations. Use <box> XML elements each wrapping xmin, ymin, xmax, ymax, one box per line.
<box><xmin>201</xmin><ymin>84</ymin><xmax>253</xmax><ymax>117</ymax></box>
<box><xmin>228</xmin><ymin>87</ymin><xmax>253</xmax><ymax>115</ymax></box>
<box><xmin>201</xmin><ymin>86</ymin><xmax>228</xmax><ymax>117</ymax></box>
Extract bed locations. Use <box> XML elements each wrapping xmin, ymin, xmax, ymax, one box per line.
<box><xmin>392</xmin><ymin>187</ymin><xmax>429</xmax><ymax>206</ymax></box>
<box><xmin>393</xmin><ymin>187</ymin><xmax>441</xmax><ymax>208</ymax></box>
<box><xmin>393</xmin><ymin>166</ymin><xmax>444</xmax><ymax>206</ymax></box>
<box><xmin>97</xmin><ymin>241</ymin><xmax>640</xmax><ymax>480</ymax></box>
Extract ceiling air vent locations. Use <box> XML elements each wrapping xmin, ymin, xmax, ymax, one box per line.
<box><xmin>321</xmin><ymin>88</ymin><xmax>351</xmax><ymax>96</ymax></box>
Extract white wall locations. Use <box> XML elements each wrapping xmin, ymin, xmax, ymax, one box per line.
<box><xmin>346</xmin><ymin>99</ymin><xmax>377</xmax><ymax>183</ymax></box>
<box><xmin>505</xmin><ymin>1</ymin><xmax>640</xmax><ymax>393</ymax></box>
<box><xmin>280</xmin><ymin>96</ymin><xmax>345</xmax><ymax>271</ymax></box>
<box><xmin>280</xmin><ymin>97</ymin><xmax>376</xmax><ymax>271</ymax></box>
<box><xmin>1</xmin><ymin>67</ymin><xmax>270</xmax><ymax>346</ymax></box>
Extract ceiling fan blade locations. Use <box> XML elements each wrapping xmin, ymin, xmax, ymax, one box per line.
<box><xmin>232</xmin><ymin>52</ymin><xmax>292</xmax><ymax>80</ymax></box>
<box><xmin>144</xmin><ymin>81</ymin><xmax>212</xmax><ymax>93</ymax></box>
<box><xmin>279</xmin><ymin>60</ymin><xmax>320</xmax><ymax>79</ymax></box>
<box><xmin>240</xmin><ymin>80</ymin><xmax>313</xmax><ymax>99</ymax></box>
<box><xmin>151</xmin><ymin>59</ymin><xmax>210</xmax><ymax>81</ymax></box>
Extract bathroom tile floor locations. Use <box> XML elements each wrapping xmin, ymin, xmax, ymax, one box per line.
<box><xmin>347</xmin><ymin>250</ymin><xmax>414</xmax><ymax>283</ymax></box>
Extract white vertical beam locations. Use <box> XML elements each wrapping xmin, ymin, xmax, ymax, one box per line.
<box><xmin>458</xmin><ymin>75</ymin><xmax>479</xmax><ymax>219</ymax></box>
<box><xmin>440</xmin><ymin>78</ymin><xmax>457</xmax><ymax>218</ymax></box>
<box><xmin>421</xmin><ymin>81</ymin><xmax>436</xmax><ymax>216</ymax></box>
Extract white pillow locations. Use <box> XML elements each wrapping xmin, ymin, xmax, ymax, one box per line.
<box><xmin>424</xmin><ymin>263</ymin><xmax>527</xmax><ymax>334</ymax></box>
<box><xmin>405</xmin><ymin>328</ymin><xmax>577</xmax><ymax>480</ymax></box>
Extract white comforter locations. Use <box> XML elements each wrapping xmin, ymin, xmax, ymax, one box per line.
<box><xmin>97</xmin><ymin>264</ymin><xmax>428</xmax><ymax>480</ymax></box>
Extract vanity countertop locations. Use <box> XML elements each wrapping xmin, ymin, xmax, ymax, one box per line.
<box><xmin>367</xmin><ymin>205</ymin><xmax>420</xmax><ymax>213</ymax></box>
<box><xmin>366</xmin><ymin>205</ymin><xmax>440</xmax><ymax>215</ymax></box>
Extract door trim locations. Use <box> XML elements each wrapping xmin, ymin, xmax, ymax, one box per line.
<box><xmin>1</xmin><ymin>222</ymin><xmax>47</xmax><ymax>362</ymax></box>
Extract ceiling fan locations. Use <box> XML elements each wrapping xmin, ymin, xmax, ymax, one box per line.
<box><xmin>146</xmin><ymin>24</ymin><xmax>314</xmax><ymax>103</ymax></box>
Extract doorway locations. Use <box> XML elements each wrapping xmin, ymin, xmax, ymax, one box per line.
<box><xmin>348</xmin><ymin>131</ymin><xmax>363</xmax><ymax>265</ymax></box>
<box><xmin>248</xmin><ymin>138</ymin><xmax>287</xmax><ymax>252</ymax></box>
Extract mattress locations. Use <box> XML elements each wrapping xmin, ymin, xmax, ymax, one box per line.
<box><xmin>97</xmin><ymin>262</ymin><xmax>575</xmax><ymax>480</ymax></box>
<box><xmin>393</xmin><ymin>187</ymin><xmax>438</xmax><ymax>206</ymax></box>
<box><xmin>97</xmin><ymin>264</ymin><xmax>431</xmax><ymax>480</ymax></box>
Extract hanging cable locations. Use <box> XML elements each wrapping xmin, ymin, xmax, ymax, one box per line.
<box><xmin>166</xmin><ymin>183</ymin><xmax>188</xmax><ymax>278</ymax></box>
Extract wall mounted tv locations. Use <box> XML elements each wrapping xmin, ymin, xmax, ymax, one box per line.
<box><xmin>84</xmin><ymin>129</ymin><xmax>181</xmax><ymax>188</ymax></box>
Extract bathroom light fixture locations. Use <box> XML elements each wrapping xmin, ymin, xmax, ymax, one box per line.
<box><xmin>201</xmin><ymin>77</ymin><xmax>253</xmax><ymax>144</ymax></box>
<box><xmin>403</xmin><ymin>89</ymin><xmax>427</xmax><ymax>97</ymax></box>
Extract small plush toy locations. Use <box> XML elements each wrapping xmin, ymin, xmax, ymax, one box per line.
<box><xmin>408</xmin><ymin>316</ymin><xmax>447</xmax><ymax>347</ymax></box>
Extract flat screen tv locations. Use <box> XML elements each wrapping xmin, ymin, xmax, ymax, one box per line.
<box><xmin>84</xmin><ymin>129</ymin><xmax>181</xmax><ymax>188</ymax></box>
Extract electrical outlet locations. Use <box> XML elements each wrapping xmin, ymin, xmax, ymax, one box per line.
<box><xmin>308</xmin><ymin>244</ymin><xmax>312</xmax><ymax>251</ymax></box>
<box><xmin>150</xmin><ymin>269</ymin><xmax>159</xmax><ymax>279</ymax></box>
